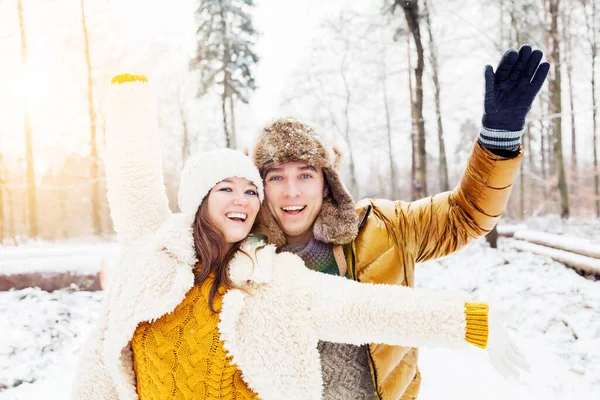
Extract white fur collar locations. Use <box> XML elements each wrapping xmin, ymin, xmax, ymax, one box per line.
<box><xmin>153</xmin><ymin>212</ymin><xmax>197</xmax><ymax>265</ymax></box>
<box><xmin>154</xmin><ymin>213</ymin><xmax>275</xmax><ymax>282</ymax></box>
<box><xmin>228</xmin><ymin>239</ymin><xmax>277</xmax><ymax>285</ymax></box>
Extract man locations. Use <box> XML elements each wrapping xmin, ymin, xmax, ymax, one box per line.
<box><xmin>251</xmin><ymin>45</ymin><xmax>549</xmax><ymax>399</ymax></box>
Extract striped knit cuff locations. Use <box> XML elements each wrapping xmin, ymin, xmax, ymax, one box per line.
<box><xmin>478</xmin><ymin>126</ymin><xmax>524</xmax><ymax>150</ymax></box>
<box><xmin>464</xmin><ymin>302</ymin><xmax>489</xmax><ymax>349</ymax></box>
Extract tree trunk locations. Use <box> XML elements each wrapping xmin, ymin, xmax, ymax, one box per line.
<box><xmin>542</xmin><ymin>0</ymin><xmax>556</xmax><ymax>180</ymax></box>
<box><xmin>583</xmin><ymin>0</ymin><xmax>599</xmax><ymax>217</ymax></box>
<box><xmin>564</xmin><ymin>8</ymin><xmax>578</xmax><ymax>186</ymax></box>
<box><xmin>527</xmin><ymin>121</ymin><xmax>535</xmax><ymax>213</ymax></box>
<box><xmin>548</xmin><ymin>0</ymin><xmax>569</xmax><ymax>218</ymax></box>
<box><xmin>8</xmin><ymin>187</ymin><xmax>17</xmax><ymax>245</ymax></box>
<box><xmin>540</xmin><ymin>113</ymin><xmax>547</xmax><ymax>192</ymax></box>
<box><xmin>222</xmin><ymin>89</ymin><xmax>230</xmax><ymax>147</ymax></box>
<box><xmin>180</xmin><ymin>96</ymin><xmax>190</xmax><ymax>164</ymax></box>
<box><xmin>401</xmin><ymin>0</ymin><xmax>427</xmax><ymax>199</ymax></box>
<box><xmin>340</xmin><ymin>56</ymin><xmax>359</xmax><ymax>198</ymax></box>
<box><xmin>499</xmin><ymin>0</ymin><xmax>505</xmax><ymax>49</ymax></box>
<box><xmin>407</xmin><ymin>31</ymin><xmax>418</xmax><ymax>201</ymax></box>
<box><xmin>593</xmin><ymin>39</ymin><xmax>599</xmax><ymax>219</ymax></box>
<box><xmin>381</xmin><ymin>50</ymin><xmax>398</xmax><ymax>199</ymax></box>
<box><xmin>0</xmin><ymin>155</ymin><xmax>4</xmax><ymax>243</ymax></box>
<box><xmin>17</xmin><ymin>0</ymin><xmax>37</xmax><ymax>238</ymax></box>
<box><xmin>220</xmin><ymin>1</ymin><xmax>232</xmax><ymax>148</ymax></box>
<box><xmin>423</xmin><ymin>0</ymin><xmax>449</xmax><ymax>192</ymax></box>
<box><xmin>59</xmin><ymin>180</ymin><xmax>68</xmax><ymax>239</ymax></box>
<box><xmin>520</xmin><ymin>124</ymin><xmax>529</xmax><ymax>220</ymax></box>
<box><xmin>81</xmin><ymin>0</ymin><xmax>101</xmax><ymax>236</ymax></box>
<box><xmin>229</xmin><ymin>95</ymin><xmax>237</xmax><ymax>149</ymax></box>
<box><xmin>486</xmin><ymin>226</ymin><xmax>498</xmax><ymax>249</ymax></box>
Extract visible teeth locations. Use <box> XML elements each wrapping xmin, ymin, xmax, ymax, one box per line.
<box><xmin>282</xmin><ymin>206</ymin><xmax>305</xmax><ymax>211</ymax></box>
<box><xmin>226</xmin><ymin>212</ymin><xmax>247</xmax><ymax>220</ymax></box>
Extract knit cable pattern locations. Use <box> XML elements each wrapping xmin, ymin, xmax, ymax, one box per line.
<box><xmin>132</xmin><ymin>277</ymin><xmax>258</xmax><ymax>399</ymax></box>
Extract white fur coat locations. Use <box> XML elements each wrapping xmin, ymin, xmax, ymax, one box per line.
<box><xmin>70</xmin><ymin>79</ymin><xmax>469</xmax><ymax>400</ymax></box>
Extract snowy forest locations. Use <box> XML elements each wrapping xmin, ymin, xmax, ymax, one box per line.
<box><xmin>0</xmin><ymin>0</ymin><xmax>599</xmax><ymax>242</ymax></box>
<box><xmin>1</xmin><ymin>0</ymin><xmax>599</xmax><ymax>399</ymax></box>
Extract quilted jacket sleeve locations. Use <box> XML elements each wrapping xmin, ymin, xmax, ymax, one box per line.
<box><xmin>104</xmin><ymin>75</ymin><xmax>171</xmax><ymax>245</ymax></box>
<box><xmin>378</xmin><ymin>141</ymin><xmax>522</xmax><ymax>264</ymax></box>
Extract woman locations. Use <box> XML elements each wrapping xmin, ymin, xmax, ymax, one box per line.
<box><xmin>71</xmin><ymin>74</ymin><xmax>528</xmax><ymax>400</ymax></box>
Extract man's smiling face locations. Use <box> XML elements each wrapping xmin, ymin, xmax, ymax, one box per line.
<box><xmin>263</xmin><ymin>161</ymin><xmax>327</xmax><ymax>245</ymax></box>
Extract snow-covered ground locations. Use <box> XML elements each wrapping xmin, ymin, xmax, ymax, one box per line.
<box><xmin>1</xmin><ymin>239</ymin><xmax>119</xmax><ymax>276</ymax></box>
<box><xmin>1</xmin><ymin>235</ymin><xmax>599</xmax><ymax>399</ymax></box>
<box><xmin>417</xmin><ymin>238</ymin><xmax>600</xmax><ymax>399</ymax></box>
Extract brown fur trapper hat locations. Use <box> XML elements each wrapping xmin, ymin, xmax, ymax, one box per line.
<box><xmin>252</xmin><ymin>117</ymin><xmax>359</xmax><ymax>247</ymax></box>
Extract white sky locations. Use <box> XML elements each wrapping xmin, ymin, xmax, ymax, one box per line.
<box><xmin>246</xmin><ymin>0</ymin><xmax>367</xmax><ymax>130</ymax></box>
<box><xmin>0</xmin><ymin>0</ymin><xmax>355</xmax><ymax>167</ymax></box>
<box><xmin>0</xmin><ymin>0</ymin><xmax>597</xmax><ymax>176</ymax></box>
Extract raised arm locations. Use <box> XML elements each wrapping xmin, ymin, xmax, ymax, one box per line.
<box><xmin>389</xmin><ymin>141</ymin><xmax>522</xmax><ymax>264</ymax></box>
<box><xmin>104</xmin><ymin>74</ymin><xmax>170</xmax><ymax>244</ymax></box>
<box><xmin>378</xmin><ymin>45</ymin><xmax>549</xmax><ymax>264</ymax></box>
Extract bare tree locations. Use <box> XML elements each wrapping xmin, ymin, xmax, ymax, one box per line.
<box><xmin>17</xmin><ymin>0</ymin><xmax>37</xmax><ymax>238</ymax></box>
<box><xmin>229</xmin><ymin>96</ymin><xmax>236</xmax><ymax>147</ymax></box>
<box><xmin>380</xmin><ymin>47</ymin><xmax>398</xmax><ymax>199</ymax></box>
<box><xmin>0</xmin><ymin>153</ymin><xmax>4</xmax><ymax>243</ymax></box>
<box><xmin>422</xmin><ymin>0</ymin><xmax>449</xmax><ymax>192</ymax></box>
<box><xmin>406</xmin><ymin>30</ymin><xmax>418</xmax><ymax>200</ymax></box>
<box><xmin>278</xmin><ymin>13</ymin><xmax>366</xmax><ymax>198</ymax></box>
<box><xmin>544</xmin><ymin>0</ymin><xmax>569</xmax><ymax>217</ymax></box>
<box><xmin>333</xmin><ymin>27</ymin><xmax>360</xmax><ymax>198</ymax></box>
<box><xmin>193</xmin><ymin>0</ymin><xmax>258</xmax><ymax>149</ymax></box>
<box><xmin>316</xmin><ymin>16</ymin><xmax>361</xmax><ymax>198</ymax></box>
<box><xmin>538</xmin><ymin>96</ymin><xmax>549</xmax><ymax>195</ymax></box>
<box><xmin>580</xmin><ymin>0</ymin><xmax>599</xmax><ymax>217</ymax></box>
<box><xmin>178</xmin><ymin>89</ymin><xmax>192</xmax><ymax>165</ymax></box>
<box><xmin>7</xmin><ymin>184</ymin><xmax>17</xmax><ymax>245</ymax></box>
<box><xmin>563</xmin><ymin>4</ymin><xmax>578</xmax><ymax>185</ymax></box>
<box><xmin>80</xmin><ymin>0</ymin><xmax>102</xmax><ymax>236</ymax></box>
<box><xmin>520</xmin><ymin>123</ymin><xmax>533</xmax><ymax>219</ymax></box>
<box><xmin>394</xmin><ymin>0</ymin><xmax>427</xmax><ymax>199</ymax></box>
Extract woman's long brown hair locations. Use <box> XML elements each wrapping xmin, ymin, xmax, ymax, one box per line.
<box><xmin>192</xmin><ymin>196</ymin><xmax>275</xmax><ymax>312</ymax></box>
<box><xmin>192</xmin><ymin>199</ymin><xmax>246</xmax><ymax>313</ymax></box>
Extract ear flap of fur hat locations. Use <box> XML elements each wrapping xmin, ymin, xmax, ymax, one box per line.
<box><xmin>253</xmin><ymin>118</ymin><xmax>359</xmax><ymax>246</ymax></box>
<box><xmin>256</xmin><ymin>206</ymin><xmax>287</xmax><ymax>248</ymax></box>
<box><xmin>313</xmin><ymin>167</ymin><xmax>358</xmax><ymax>244</ymax></box>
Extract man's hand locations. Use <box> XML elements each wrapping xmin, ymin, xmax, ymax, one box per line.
<box><xmin>483</xmin><ymin>45</ymin><xmax>550</xmax><ymax>132</ymax></box>
<box><xmin>487</xmin><ymin>307</ymin><xmax>531</xmax><ymax>380</ymax></box>
<box><xmin>479</xmin><ymin>45</ymin><xmax>550</xmax><ymax>151</ymax></box>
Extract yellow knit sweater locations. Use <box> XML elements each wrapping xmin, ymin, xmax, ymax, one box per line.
<box><xmin>131</xmin><ymin>277</ymin><xmax>258</xmax><ymax>400</ymax></box>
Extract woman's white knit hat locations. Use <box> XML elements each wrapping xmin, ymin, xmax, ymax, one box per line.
<box><xmin>178</xmin><ymin>148</ymin><xmax>264</xmax><ymax>216</ymax></box>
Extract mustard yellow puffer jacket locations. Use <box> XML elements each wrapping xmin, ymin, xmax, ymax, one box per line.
<box><xmin>345</xmin><ymin>142</ymin><xmax>522</xmax><ymax>400</ymax></box>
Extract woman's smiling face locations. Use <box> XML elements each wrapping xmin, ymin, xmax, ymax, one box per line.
<box><xmin>207</xmin><ymin>177</ymin><xmax>261</xmax><ymax>248</ymax></box>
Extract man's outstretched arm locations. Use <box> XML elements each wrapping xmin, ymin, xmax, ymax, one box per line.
<box><xmin>379</xmin><ymin>45</ymin><xmax>550</xmax><ymax>263</ymax></box>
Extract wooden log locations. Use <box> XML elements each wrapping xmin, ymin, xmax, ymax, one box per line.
<box><xmin>513</xmin><ymin>240</ymin><xmax>600</xmax><ymax>276</ymax></box>
<box><xmin>513</xmin><ymin>230</ymin><xmax>600</xmax><ymax>259</ymax></box>
<box><xmin>0</xmin><ymin>272</ymin><xmax>102</xmax><ymax>292</ymax></box>
<box><xmin>496</xmin><ymin>224</ymin><xmax>527</xmax><ymax>238</ymax></box>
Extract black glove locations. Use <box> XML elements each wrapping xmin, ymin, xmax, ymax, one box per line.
<box><xmin>479</xmin><ymin>45</ymin><xmax>550</xmax><ymax>151</ymax></box>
